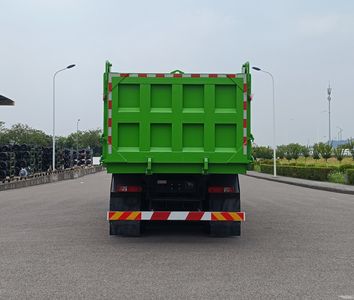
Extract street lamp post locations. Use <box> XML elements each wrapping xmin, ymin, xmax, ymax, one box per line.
<box><xmin>52</xmin><ymin>64</ymin><xmax>76</xmax><ymax>171</ymax></box>
<box><xmin>76</xmin><ymin>118</ymin><xmax>80</xmax><ymax>165</ymax></box>
<box><xmin>337</xmin><ymin>126</ymin><xmax>343</xmax><ymax>142</ymax></box>
<box><xmin>327</xmin><ymin>83</ymin><xmax>332</xmax><ymax>145</ymax></box>
<box><xmin>252</xmin><ymin>66</ymin><xmax>277</xmax><ymax>177</ymax></box>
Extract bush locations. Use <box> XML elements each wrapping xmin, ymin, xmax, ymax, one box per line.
<box><xmin>260</xmin><ymin>164</ymin><xmax>336</xmax><ymax>181</ymax></box>
<box><xmin>328</xmin><ymin>171</ymin><xmax>345</xmax><ymax>184</ymax></box>
<box><xmin>344</xmin><ymin>139</ymin><xmax>354</xmax><ymax>160</ymax></box>
<box><xmin>259</xmin><ymin>164</ymin><xmax>273</xmax><ymax>175</ymax></box>
<box><xmin>345</xmin><ymin>169</ymin><xmax>354</xmax><ymax>185</ymax></box>
<box><xmin>259</xmin><ymin>159</ymin><xmax>273</xmax><ymax>165</ymax></box>
<box><xmin>338</xmin><ymin>164</ymin><xmax>354</xmax><ymax>172</ymax></box>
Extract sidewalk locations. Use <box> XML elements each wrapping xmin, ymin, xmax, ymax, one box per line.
<box><xmin>247</xmin><ymin>171</ymin><xmax>354</xmax><ymax>195</ymax></box>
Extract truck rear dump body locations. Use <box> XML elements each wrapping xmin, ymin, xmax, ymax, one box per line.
<box><xmin>102</xmin><ymin>61</ymin><xmax>251</xmax><ymax>236</ymax></box>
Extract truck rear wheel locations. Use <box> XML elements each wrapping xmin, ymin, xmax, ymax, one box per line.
<box><xmin>208</xmin><ymin>175</ymin><xmax>241</xmax><ymax>237</ymax></box>
<box><xmin>209</xmin><ymin>197</ymin><xmax>241</xmax><ymax>237</ymax></box>
<box><xmin>109</xmin><ymin>195</ymin><xmax>141</xmax><ymax>236</ymax></box>
<box><xmin>109</xmin><ymin>174</ymin><xmax>142</xmax><ymax>237</ymax></box>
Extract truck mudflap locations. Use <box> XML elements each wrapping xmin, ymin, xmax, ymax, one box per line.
<box><xmin>107</xmin><ymin>211</ymin><xmax>245</xmax><ymax>221</ymax></box>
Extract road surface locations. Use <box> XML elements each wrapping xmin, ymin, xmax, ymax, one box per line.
<box><xmin>0</xmin><ymin>172</ymin><xmax>353</xmax><ymax>299</ymax></box>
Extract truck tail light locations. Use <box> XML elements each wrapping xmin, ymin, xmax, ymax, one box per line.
<box><xmin>208</xmin><ymin>186</ymin><xmax>235</xmax><ymax>193</ymax></box>
<box><xmin>117</xmin><ymin>185</ymin><xmax>142</xmax><ymax>193</ymax></box>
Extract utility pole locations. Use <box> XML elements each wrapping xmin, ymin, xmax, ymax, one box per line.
<box><xmin>252</xmin><ymin>66</ymin><xmax>277</xmax><ymax>177</ymax></box>
<box><xmin>327</xmin><ymin>83</ymin><xmax>332</xmax><ymax>145</ymax></box>
<box><xmin>337</xmin><ymin>127</ymin><xmax>343</xmax><ymax>142</ymax></box>
<box><xmin>52</xmin><ymin>64</ymin><xmax>76</xmax><ymax>171</ymax></box>
<box><xmin>76</xmin><ymin>118</ymin><xmax>80</xmax><ymax>165</ymax></box>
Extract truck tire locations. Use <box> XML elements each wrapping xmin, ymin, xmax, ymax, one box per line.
<box><xmin>109</xmin><ymin>174</ymin><xmax>142</xmax><ymax>237</ymax></box>
<box><xmin>208</xmin><ymin>174</ymin><xmax>241</xmax><ymax>237</ymax></box>
<box><xmin>109</xmin><ymin>195</ymin><xmax>141</xmax><ymax>236</ymax></box>
<box><xmin>209</xmin><ymin>197</ymin><xmax>241</xmax><ymax>237</ymax></box>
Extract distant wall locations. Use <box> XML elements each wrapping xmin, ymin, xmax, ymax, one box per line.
<box><xmin>0</xmin><ymin>166</ymin><xmax>104</xmax><ymax>191</ymax></box>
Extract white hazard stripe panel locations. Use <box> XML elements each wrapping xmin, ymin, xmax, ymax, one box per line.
<box><xmin>141</xmin><ymin>211</ymin><xmax>154</xmax><ymax>220</ymax></box>
<box><xmin>168</xmin><ymin>212</ymin><xmax>189</xmax><ymax>220</ymax></box>
<box><xmin>110</xmin><ymin>73</ymin><xmax>244</xmax><ymax>78</ymax></box>
<box><xmin>108</xmin><ymin>211</ymin><xmax>245</xmax><ymax>221</ymax></box>
<box><xmin>107</xmin><ymin>74</ymin><xmax>112</xmax><ymax>154</ymax></box>
<box><xmin>242</xmin><ymin>72</ymin><xmax>248</xmax><ymax>156</ymax></box>
<box><xmin>200</xmin><ymin>212</ymin><xmax>211</xmax><ymax>221</ymax></box>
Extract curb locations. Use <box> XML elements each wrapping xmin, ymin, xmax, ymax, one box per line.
<box><xmin>246</xmin><ymin>172</ymin><xmax>354</xmax><ymax>195</ymax></box>
<box><xmin>0</xmin><ymin>166</ymin><xmax>104</xmax><ymax>191</ymax></box>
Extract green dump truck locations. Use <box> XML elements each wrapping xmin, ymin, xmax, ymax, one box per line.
<box><xmin>103</xmin><ymin>61</ymin><xmax>251</xmax><ymax>236</ymax></box>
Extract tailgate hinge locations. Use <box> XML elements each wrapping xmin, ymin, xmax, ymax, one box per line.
<box><xmin>146</xmin><ymin>157</ymin><xmax>152</xmax><ymax>175</ymax></box>
<box><xmin>203</xmin><ymin>157</ymin><xmax>208</xmax><ymax>174</ymax></box>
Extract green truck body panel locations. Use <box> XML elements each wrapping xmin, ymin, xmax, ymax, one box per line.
<box><xmin>102</xmin><ymin>62</ymin><xmax>252</xmax><ymax>174</ymax></box>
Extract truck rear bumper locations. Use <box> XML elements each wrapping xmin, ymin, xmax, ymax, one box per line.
<box><xmin>107</xmin><ymin>211</ymin><xmax>245</xmax><ymax>221</ymax></box>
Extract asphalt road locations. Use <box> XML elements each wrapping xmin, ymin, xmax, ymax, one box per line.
<box><xmin>0</xmin><ymin>172</ymin><xmax>353</xmax><ymax>299</ymax></box>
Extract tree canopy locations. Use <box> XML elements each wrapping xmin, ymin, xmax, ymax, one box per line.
<box><xmin>0</xmin><ymin>122</ymin><xmax>102</xmax><ymax>155</ymax></box>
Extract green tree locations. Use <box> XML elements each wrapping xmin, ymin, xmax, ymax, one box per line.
<box><xmin>66</xmin><ymin>128</ymin><xmax>102</xmax><ymax>155</ymax></box>
<box><xmin>287</xmin><ymin>143</ymin><xmax>302</xmax><ymax>161</ymax></box>
<box><xmin>277</xmin><ymin>145</ymin><xmax>287</xmax><ymax>159</ymax></box>
<box><xmin>285</xmin><ymin>145</ymin><xmax>292</xmax><ymax>162</ymax></box>
<box><xmin>333</xmin><ymin>146</ymin><xmax>345</xmax><ymax>163</ymax></box>
<box><xmin>252</xmin><ymin>146</ymin><xmax>273</xmax><ymax>160</ymax></box>
<box><xmin>346</xmin><ymin>139</ymin><xmax>354</xmax><ymax>160</ymax></box>
<box><xmin>56</xmin><ymin>136</ymin><xmax>68</xmax><ymax>149</ymax></box>
<box><xmin>312</xmin><ymin>144</ymin><xmax>320</xmax><ymax>161</ymax></box>
<box><xmin>0</xmin><ymin>122</ymin><xmax>102</xmax><ymax>155</ymax></box>
<box><xmin>301</xmin><ymin>145</ymin><xmax>310</xmax><ymax>163</ymax></box>
<box><xmin>0</xmin><ymin>123</ymin><xmax>51</xmax><ymax>146</ymax></box>
<box><xmin>0</xmin><ymin>121</ymin><xmax>7</xmax><ymax>144</ymax></box>
<box><xmin>318</xmin><ymin>142</ymin><xmax>332</xmax><ymax>162</ymax></box>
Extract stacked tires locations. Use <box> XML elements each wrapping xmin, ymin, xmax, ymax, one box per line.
<box><xmin>0</xmin><ymin>145</ymin><xmax>15</xmax><ymax>180</ymax></box>
<box><xmin>0</xmin><ymin>144</ymin><xmax>95</xmax><ymax>180</ymax></box>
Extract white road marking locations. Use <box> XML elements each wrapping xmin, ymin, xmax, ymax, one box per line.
<box><xmin>339</xmin><ymin>296</ymin><xmax>354</xmax><ymax>299</ymax></box>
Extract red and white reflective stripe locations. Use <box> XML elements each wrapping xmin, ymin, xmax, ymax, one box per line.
<box><xmin>107</xmin><ymin>74</ymin><xmax>112</xmax><ymax>154</ymax></box>
<box><xmin>242</xmin><ymin>71</ymin><xmax>248</xmax><ymax>155</ymax></box>
<box><xmin>117</xmin><ymin>185</ymin><xmax>142</xmax><ymax>193</ymax></box>
<box><xmin>107</xmin><ymin>211</ymin><xmax>245</xmax><ymax>221</ymax></box>
<box><xmin>208</xmin><ymin>186</ymin><xmax>235</xmax><ymax>193</ymax></box>
<box><xmin>110</xmin><ymin>73</ymin><xmax>242</xmax><ymax>79</ymax></box>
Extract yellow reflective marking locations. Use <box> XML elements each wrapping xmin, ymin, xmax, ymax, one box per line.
<box><xmin>126</xmin><ymin>211</ymin><xmax>140</xmax><ymax>220</ymax></box>
<box><xmin>212</xmin><ymin>212</ymin><xmax>226</xmax><ymax>221</ymax></box>
<box><xmin>229</xmin><ymin>212</ymin><xmax>242</xmax><ymax>221</ymax></box>
<box><xmin>110</xmin><ymin>211</ymin><xmax>124</xmax><ymax>220</ymax></box>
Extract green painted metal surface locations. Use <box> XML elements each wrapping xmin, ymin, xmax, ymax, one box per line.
<box><xmin>102</xmin><ymin>61</ymin><xmax>252</xmax><ymax>174</ymax></box>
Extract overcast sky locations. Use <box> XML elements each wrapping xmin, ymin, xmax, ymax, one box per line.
<box><xmin>1</xmin><ymin>0</ymin><xmax>353</xmax><ymax>146</ymax></box>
